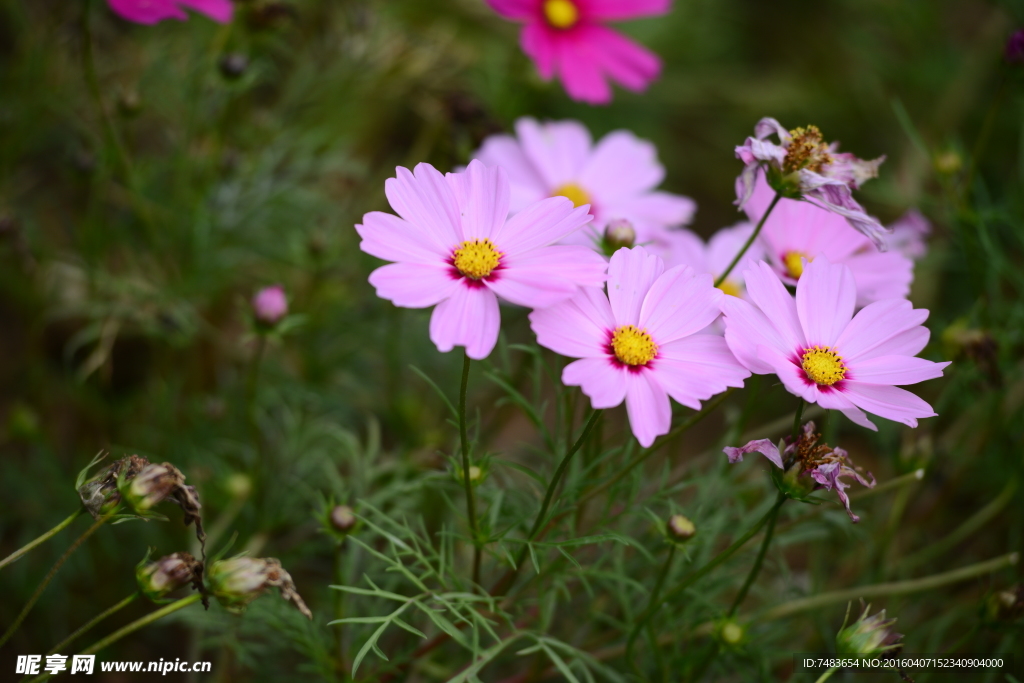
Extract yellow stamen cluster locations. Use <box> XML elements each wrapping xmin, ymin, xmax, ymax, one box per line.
<box><xmin>453</xmin><ymin>239</ymin><xmax>502</xmax><ymax>279</ymax></box>
<box><xmin>783</xmin><ymin>125</ymin><xmax>833</xmax><ymax>174</ymax></box>
<box><xmin>543</xmin><ymin>0</ymin><xmax>580</xmax><ymax>29</ymax></box>
<box><xmin>717</xmin><ymin>280</ymin><xmax>741</xmax><ymax>298</ymax></box>
<box><xmin>552</xmin><ymin>182</ymin><xmax>591</xmax><ymax>208</ymax></box>
<box><xmin>611</xmin><ymin>325</ymin><xmax>658</xmax><ymax>366</ymax></box>
<box><xmin>783</xmin><ymin>251</ymin><xmax>810</xmax><ymax>279</ymax></box>
<box><xmin>801</xmin><ymin>345</ymin><xmax>846</xmax><ymax>386</ymax></box>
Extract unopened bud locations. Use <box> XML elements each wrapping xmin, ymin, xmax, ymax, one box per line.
<box><xmin>666</xmin><ymin>514</ymin><xmax>696</xmax><ymax>543</ymax></box>
<box><xmin>836</xmin><ymin>603</ymin><xmax>903</xmax><ymax>657</ymax></box>
<box><xmin>117</xmin><ymin>90</ymin><xmax>142</xmax><ymax>118</ymax></box>
<box><xmin>603</xmin><ymin>219</ymin><xmax>636</xmax><ymax>254</ymax></box>
<box><xmin>933</xmin><ymin>150</ymin><xmax>962</xmax><ymax>176</ymax></box>
<box><xmin>330</xmin><ymin>505</ymin><xmax>356</xmax><ymax>534</ymax></box>
<box><xmin>252</xmin><ymin>285</ymin><xmax>288</xmax><ymax>326</ymax></box>
<box><xmin>455</xmin><ymin>464</ymin><xmax>485</xmax><ymax>486</ymax></box>
<box><xmin>208</xmin><ymin>556</ymin><xmax>312</xmax><ymax>619</ymax></box>
<box><xmin>136</xmin><ymin>552</ymin><xmax>201</xmax><ymax>602</ymax></box>
<box><xmin>987</xmin><ymin>585</ymin><xmax>1024</xmax><ymax>622</ymax></box>
<box><xmin>225</xmin><ymin>473</ymin><xmax>253</xmax><ymax>499</ymax></box>
<box><xmin>717</xmin><ymin>619</ymin><xmax>745</xmax><ymax>647</ymax></box>
<box><xmin>219</xmin><ymin>53</ymin><xmax>249</xmax><ymax>80</ymax></box>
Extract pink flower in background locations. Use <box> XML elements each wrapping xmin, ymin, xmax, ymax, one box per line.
<box><xmin>742</xmin><ymin>175</ymin><xmax>912</xmax><ymax>307</ymax></box>
<box><xmin>661</xmin><ymin>223</ymin><xmax>764</xmax><ymax>299</ymax></box>
<box><xmin>357</xmin><ymin>160</ymin><xmax>606</xmax><ymax>359</ymax></box>
<box><xmin>107</xmin><ymin>0</ymin><xmax>233</xmax><ymax>24</ymax></box>
<box><xmin>485</xmin><ymin>0</ymin><xmax>669</xmax><ymax>104</ymax></box>
<box><xmin>530</xmin><ymin>246</ymin><xmax>749</xmax><ymax>446</ymax></box>
<box><xmin>252</xmin><ymin>285</ymin><xmax>288</xmax><ymax>325</ymax></box>
<box><xmin>735</xmin><ymin>117</ymin><xmax>888</xmax><ymax>249</ymax></box>
<box><xmin>885</xmin><ymin>209</ymin><xmax>931</xmax><ymax>260</ymax></box>
<box><xmin>473</xmin><ymin>118</ymin><xmax>695</xmax><ymax>252</ymax></box>
<box><xmin>721</xmin><ymin>258</ymin><xmax>950</xmax><ymax>430</ymax></box>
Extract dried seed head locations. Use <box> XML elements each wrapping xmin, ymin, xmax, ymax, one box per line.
<box><xmin>136</xmin><ymin>551</ymin><xmax>203</xmax><ymax>602</ymax></box>
<box><xmin>207</xmin><ymin>557</ymin><xmax>312</xmax><ymax>620</ymax></box>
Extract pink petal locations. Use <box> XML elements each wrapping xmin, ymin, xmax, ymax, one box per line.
<box><xmin>495</xmin><ymin>197</ymin><xmax>592</xmax><ymax>254</ymax></box>
<box><xmin>368</xmin><ymin>263</ymin><xmax>459</xmax><ymax>308</ymax></box>
<box><xmin>521</xmin><ymin>22</ymin><xmax>558</xmax><ymax>79</ymax></box>
<box><xmin>639</xmin><ymin>266</ymin><xmax>722</xmax><ymax>343</ymax></box>
<box><xmin>796</xmin><ymin>257</ymin><xmax>856</xmax><ymax>347</ymax></box>
<box><xmin>625</xmin><ymin>370</ymin><xmax>671</xmax><ymax>447</ymax></box>
<box><xmin>515</xmin><ymin>118</ymin><xmax>593</xmax><ymax>189</ymax></box>
<box><xmin>607</xmin><ymin>246</ymin><xmax>664</xmax><ymax>326</ymax></box>
<box><xmin>723</xmin><ymin>439</ymin><xmax>783</xmax><ymax>469</ymax></box>
<box><xmin>835</xmin><ymin>299</ymin><xmax>930</xmax><ymax>362</ymax></box>
<box><xmin>489</xmin><ymin>245</ymin><xmax>607</xmax><ymax>307</ymax></box>
<box><xmin>356</xmin><ymin>211</ymin><xmax>446</xmax><ymax>264</ymax></box>
<box><xmin>553</xmin><ymin>31</ymin><xmax>613</xmax><ymax>104</ymax></box>
<box><xmin>473</xmin><ymin>134</ymin><xmax>548</xmax><ymax>213</ymax></box>
<box><xmin>720</xmin><ymin>296</ymin><xmax>795</xmax><ymax>374</ymax></box>
<box><xmin>849</xmin><ymin>356</ymin><xmax>950</xmax><ymax>386</ymax></box>
<box><xmin>485</xmin><ymin>0</ymin><xmax>536</xmax><ymax>20</ymax></box>
<box><xmin>655</xmin><ymin>335</ymin><xmax>750</xmax><ymax>408</ymax></box>
<box><xmin>842</xmin><ymin>250</ymin><xmax>913</xmax><ymax>307</ymax></box>
<box><xmin>582</xmin><ymin>0</ymin><xmax>671</xmax><ymax>20</ymax></box>
<box><xmin>658</xmin><ymin>228</ymin><xmax>706</xmax><ymax>271</ymax></box>
<box><xmin>178</xmin><ymin>0</ymin><xmax>233</xmax><ymax>22</ymax></box>
<box><xmin>755</xmin><ymin>344</ymin><xmax>818</xmax><ymax>404</ymax></box>
<box><xmin>603</xmin><ymin>192</ymin><xmax>697</xmax><ymax>232</ymax></box>
<box><xmin>563</xmin><ymin>357</ymin><xmax>628</xmax><ymax>409</ymax></box>
<box><xmin>581</xmin><ymin>25</ymin><xmax>661</xmax><ymax>94</ymax></box>
<box><xmin>385</xmin><ymin>164</ymin><xmax>462</xmax><ymax>253</ymax></box>
<box><xmin>445</xmin><ymin>160</ymin><xmax>510</xmax><ymax>241</ymax></box>
<box><xmin>706</xmin><ymin>223</ymin><xmax>761</xmax><ymax>281</ymax></box>
<box><xmin>840</xmin><ymin>383</ymin><xmax>939</xmax><ymax>428</ymax></box>
<box><xmin>108</xmin><ymin>0</ymin><xmax>187</xmax><ymax>23</ymax></box>
<box><xmin>743</xmin><ymin>260</ymin><xmax>805</xmax><ymax>351</ymax></box>
<box><xmin>429</xmin><ymin>285</ymin><xmax>501</xmax><ymax>360</ymax></box>
<box><xmin>578</xmin><ymin>130</ymin><xmax>664</xmax><ymax>203</ymax></box>
<box><xmin>530</xmin><ymin>286</ymin><xmax>615</xmax><ymax>358</ymax></box>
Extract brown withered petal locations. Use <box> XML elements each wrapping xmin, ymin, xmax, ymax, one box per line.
<box><xmin>78</xmin><ymin>454</ymin><xmax>151</xmax><ymax>518</ymax></box>
<box><xmin>262</xmin><ymin>558</ymin><xmax>313</xmax><ymax>620</ymax></box>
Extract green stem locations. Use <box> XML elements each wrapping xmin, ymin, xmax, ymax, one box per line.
<box><xmin>0</xmin><ymin>509</ymin><xmax>83</xmax><ymax>572</ymax></box>
<box><xmin>492</xmin><ymin>409</ymin><xmax>603</xmax><ymax>597</ymax></box>
<box><xmin>47</xmin><ymin>592</ymin><xmax>139</xmax><ymax>655</ymax></box>
<box><xmin>776</xmin><ymin>469</ymin><xmax>924</xmax><ymax>533</ymax></box>
<box><xmin>458</xmin><ymin>351</ymin><xmax>481</xmax><ymax>586</ymax></box>
<box><xmin>626</xmin><ymin>544</ymin><xmax>678</xmax><ymax>675</ymax></box>
<box><xmin>728</xmin><ymin>492</ymin><xmax>786</xmax><ymax>617</ymax></box>
<box><xmin>0</xmin><ymin>514</ymin><xmax>110</xmax><ymax>648</ymax></box>
<box><xmin>715</xmin><ymin>192</ymin><xmax>782</xmax><ymax>287</ymax></box>
<box><xmin>791</xmin><ymin>398</ymin><xmax>805</xmax><ymax>440</ymax></box>
<box><xmin>814</xmin><ymin>666</ymin><xmax>839</xmax><ymax>683</ymax></box>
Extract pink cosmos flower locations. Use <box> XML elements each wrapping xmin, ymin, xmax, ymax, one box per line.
<box><xmin>252</xmin><ymin>285</ymin><xmax>288</xmax><ymax>325</ymax></box>
<box><xmin>530</xmin><ymin>246</ymin><xmax>750</xmax><ymax>447</ymax></box>
<box><xmin>721</xmin><ymin>257</ymin><xmax>950</xmax><ymax>430</ymax></box>
<box><xmin>735</xmin><ymin>117</ymin><xmax>888</xmax><ymax>249</ymax></box>
<box><xmin>742</xmin><ymin>175</ymin><xmax>912</xmax><ymax>307</ymax></box>
<box><xmin>485</xmin><ymin>0</ymin><xmax>669</xmax><ymax>104</ymax></box>
<box><xmin>885</xmin><ymin>209</ymin><xmax>931</xmax><ymax>261</ymax></box>
<box><xmin>660</xmin><ymin>223</ymin><xmax>764</xmax><ymax>299</ymax></box>
<box><xmin>356</xmin><ymin>160</ymin><xmax>607</xmax><ymax>360</ymax></box>
<box><xmin>473</xmin><ymin>118</ymin><xmax>695</xmax><ymax>252</ymax></box>
<box><xmin>107</xmin><ymin>0</ymin><xmax>233</xmax><ymax>24</ymax></box>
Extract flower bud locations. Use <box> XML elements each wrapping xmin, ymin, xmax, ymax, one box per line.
<box><xmin>225</xmin><ymin>473</ymin><xmax>253</xmax><ymax>500</ymax></box>
<box><xmin>986</xmin><ymin>585</ymin><xmax>1024</xmax><ymax>622</ymax></box>
<box><xmin>454</xmin><ymin>463</ymin><xmax>485</xmax><ymax>486</ymax></box>
<box><xmin>252</xmin><ymin>285</ymin><xmax>288</xmax><ymax>327</ymax></box>
<box><xmin>136</xmin><ymin>551</ymin><xmax>201</xmax><ymax>602</ymax></box>
<box><xmin>207</xmin><ymin>556</ymin><xmax>312</xmax><ymax>619</ymax></box>
<box><xmin>219</xmin><ymin>53</ymin><xmax>249</xmax><ymax>80</ymax></box>
<box><xmin>836</xmin><ymin>604</ymin><xmax>903</xmax><ymax>657</ymax></box>
<box><xmin>123</xmin><ymin>463</ymin><xmax>186</xmax><ymax>512</ymax></box>
<box><xmin>933</xmin><ymin>150</ymin><xmax>962</xmax><ymax>176</ymax></box>
<box><xmin>716</xmin><ymin>619</ymin><xmax>745</xmax><ymax>647</ymax></box>
<box><xmin>666</xmin><ymin>514</ymin><xmax>696</xmax><ymax>543</ymax></box>
<box><xmin>330</xmin><ymin>505</ymin><xmax>357</xmax><ymax>534</ymax></box>
<box><xmin>602</xmin><ymin>219</ymin><xmax>636</xmax><ymax>254</ymax></box>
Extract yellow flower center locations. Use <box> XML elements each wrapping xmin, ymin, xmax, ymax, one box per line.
<box><xmin>783</xmin><ymin>125</ymin><xmax>833</xmax><ymax>174</ymax></box>
<box><xmin>611</xmin><ymin>325</ymin><xmax>658</xmax><ymax>366</ymax></box>
<box><xmin>783</xmin><ymin>251</ymin><xmax>810</xmax><ymax>279</ymax></box>
<box><xmin>552</xmin><ymin>182</ymin><xmax>591</xmax><ymax>208</ymax></box>
<box><xmin>543</xmin><ymin>0</ymin><xmax>579</xmax><ymax>29</ymax></box>
<box><xmin>717</xmin><ymin>280</ymin><xmax>741</xmax><ymax>298</ymax></box>
<box><xmin>801</xmin><ymin>346</ymin><xmax>846</xmax><ymax>386</ymax></box>
<box><xmin>453</xmin><ymin>239</ymin><xmax>502</xmax><ymax>279</ymax></box>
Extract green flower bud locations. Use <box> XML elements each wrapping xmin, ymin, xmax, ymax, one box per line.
<box><xmin>716</xmin><ymin>619</ymin><xmax>745</xmax><ymax>648</ymax></box>
<box><xmin>602</xmin><ymin>219</ymin><xmax>636</xmax><ymax>255</ymax></box>
<box><xmin>836</xmin><ymin>604</ymin><xmax>903</xmax><ymax>657</ymax></box>
<box><xmin>136</xmin><ymin>551</ymin><xmax>201</xmax><ymax>602</ymax></box>
<box><xmin>207</xmin><ymin>556</ymin><xmax>312</xmax><ymax>620</ymax></box>
<box><xmin>666</xmin><ymin>514</ymin><xmax>696</xmax><ymax>544</ymax></box>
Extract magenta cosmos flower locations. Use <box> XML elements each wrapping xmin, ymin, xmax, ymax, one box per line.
<box><xmin>474</xmin><ymin>118</ymin><xmax>695</xmax><ymax>252</ymax></box>
<box><xmin>660</xmin><ymin>223</ymin><xmax>764</xmax><ymax>299</ymax></box>
<box><xmin>735</xmin><ymin>117</ymin><xmax>888</xmax><ymax>249</ymax></box>
<box><xmin>485</xmin><ymin>0</ymin><xmax>669</xmax><ymax>104</ymax></box>
<box><xmin>356</xmin><ymin>160</ymin><xmax>606</xmax><ymax>360</ymax></box>
<box><xmin>530</xmin><ymin>246</ymin><xmax>749</xmax><ymax>447</ymax></box>
<box><xmin>722</xmin><ymin>258</ymin><xmax>949</xmax><ymax>430</ymax></box>
<box><xmin>107</xmin><ymin>0</ymin><xmax>233</xmax><ymax>24</ymax></box>
<box><xmin>742</xmin><ymin>175</ymin><xmax>912</xmax><ymax>307</ymax></box>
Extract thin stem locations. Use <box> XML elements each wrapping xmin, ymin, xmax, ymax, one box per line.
<box><xmin>791</xmin><ymin>398</ymin><xmax>805</xmax><ymax>440</ymax></box>
<box><xmin>0</xmin><ymin>509</ymin><xmax>83</xmax><ymax>572</ymax></box>
<box><xmin>0</xmin><ymin>514</ymin><xmax>110</xmax><ymax>648</ymax></box>
<box><xmin>715</xmin><ymin>192</ymin><xmax>782</xmax><ymax>287</ymax></box>
<box><xmin>82</xmin><ymin>593</ymin><xmax>202</xmax><ymax>655</ymax></box>
<box><xmin>458</xmin><ymin>351</ymin><xmax>481</xmax><ymax>586</ymax></box>
<box><xmin>814</xmin><ymin>666</ymin><xmax>839</xmax><ymax>683</ymax></box>
<box><xmin>47</xmin><ymin>592</ymin><xmax>138</xmax><ymax>655</ymax></box>
<box><xmin>492</xmin><ymin>409</ymin><xmax>603</xmax><ymax>597</ymax></box>
<box><xmin>626</xmin><ymin>544</ymin><xmax>678</xmax><ymax>675</ymax></box>
<box><xmin>728</xmin><ymin>492</ymin><xmax>786</xmax><ymax>616</ymax></box>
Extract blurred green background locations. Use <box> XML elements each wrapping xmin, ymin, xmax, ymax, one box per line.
<box><xmin>1</xmin><ymin>0</ymin><xmax>1023</xmax><ymax>681</ymax></box>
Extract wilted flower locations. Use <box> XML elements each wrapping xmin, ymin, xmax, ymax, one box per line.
<box><xmin>666</xmin><ymin>514</ymin><xmax>696</xmax><ymax>543</ymax></box>
<box><xmin>530</xmin><ymin>246</ymin><xmax>749</xmax><ymax>447</ymax></box>
<box><xmin>119</xmin><ymin>461</ymin><xmax>206</xmax><ymax>554</ymax></box>
<box><xmin>136</xmin><ymin>551</ymin><xmax>202</xmax><ymax>602</ymax></box>
<box><xmin>474</xmin><ymin>119</ymin><xmax>695</xmax><ymax>253</ymax></box>
<box><xmin>485</xmin><ymin>0</ymin><xmax>669</xmax><ymax>104</ymax></box>
<box><xmin>725</xmin><ymin>422</ymin><xmax>875</xmax><ymax>521</ymax></box>
<box><xmin>722</xmin><ymin>258</ymin><xmax>949</xmax><ymax>430</ymax></box>
<box><xmin>356</xmin><ymin>160</ymin><xmax>606</xmax><ymax>359</ymax></box>
<box><xmin>836</xmin><ymin>603</ymin><xmax>903</xmax><ymax>657</ymax></box>
<box><xmin>741</xmin><ymin>176</ymin><xmax>912</xmax><ymax>306</ymax></box>
<box><xmin>252</xmin><ymin>285</ymin><xmax>288</xmax><ymax>326</ymax></box>
<box><xmin>661</xmin><ymin>223</ymin><xmax>764</xmax><ymax>299</ymax></box>
<box><xmin>734</xmin><ymin>118</ymin><xmax>888</xmax><ymax>249</ymax></box>
<box><xmin>107</xmin><ymin>0</ymin><xmax>233</xmax><ymax>24</ymax></box>
<box><xmin>77</xmin><ymin>454</ymin><xmax>150</xmax><ymax>518</ymax></box>
<box><xmin>207</xmin><ymin>557</ymin><xmax>312</xmax><ymax>620</ymax></box>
